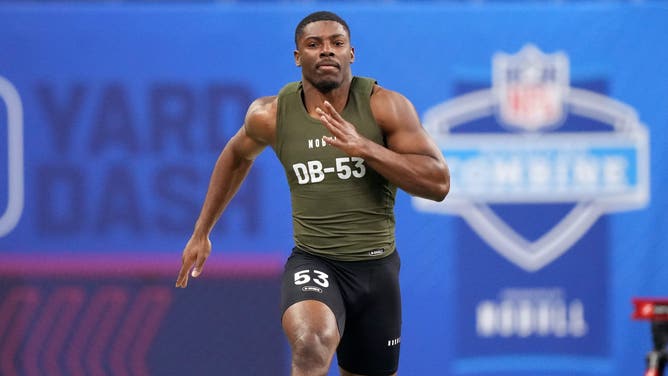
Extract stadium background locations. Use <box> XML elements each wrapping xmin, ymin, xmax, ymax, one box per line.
<box><xmin>1</xmin><ymin>1</ymin><xmax>667</xmax><ymax>375</ymax></box>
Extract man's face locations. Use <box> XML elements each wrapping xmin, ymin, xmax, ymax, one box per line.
<box><xmin>294</xmin><ymin>20</ymin><xmax>355</xmax><ymax>93</ymax></box>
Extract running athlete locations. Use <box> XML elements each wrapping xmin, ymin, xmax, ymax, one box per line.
<box><xmin>176</xmin><ymin>11</ymin><xmax>450</xmax><ymax>376</ymax></box>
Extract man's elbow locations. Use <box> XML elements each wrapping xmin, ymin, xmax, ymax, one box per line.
<box><xmin>428</xmin><ymin>170</ymin><xmax>450</xmax><ymax>202</ymax></box>
<box><xmin>417</xmin><ymin>178</ymin><xmax>449</xmax><ymax>202</ymax></box>
<box><xmin>431</xmin><ymin>181</ymin><xmax>450</xmax><ymax>202</ymax></box>
<box><xmin>410</xmin><ymin>163</ymin><xmax>450</xmax><ymax>201</ymax></box>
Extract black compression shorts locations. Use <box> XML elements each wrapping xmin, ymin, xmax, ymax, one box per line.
<box><xmin>281</xmin><ymin>247</ymin><xmax>401</xmax><ymax>376</ymax></box>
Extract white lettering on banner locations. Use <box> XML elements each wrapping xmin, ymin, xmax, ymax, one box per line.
<box><xmin>444</xmin><ymin>141</ymin><xmax>636</xmax><ymax>201</ymax></box>
<box><xmin>292</xmin><ymin>157</ymin><xmax>366</xmax><ymax>185</ymax></box>
<box><xmin>476</xmin><ymin>289</ymin><xmax>588</xmax><ymax>338</ymax></box>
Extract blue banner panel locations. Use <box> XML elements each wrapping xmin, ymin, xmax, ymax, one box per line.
<box><xmin>410</xmin><ymin>40</ymin><xmax>655</xmax><ymax>374</ymax></box>
<box><xmin>1</xmin><ymin>3</ymin><xmax>667</xmax><ymax>376</ymax></box>
<box><xmin>0</xmin><ymin>5</ymin><xmax>298</xmax><ymax>254</ymax></box>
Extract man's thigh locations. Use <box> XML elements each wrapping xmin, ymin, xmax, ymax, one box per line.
<box><xmin>280</xmin><ymin>248</ymin><xmax>346</xmax><ymax>334</ymax></box>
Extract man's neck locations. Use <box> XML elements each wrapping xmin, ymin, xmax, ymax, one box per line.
<box><xmin>301</xmin><ymin>77</ymin><xmax>353</xmax><ymax>116</ymax></box>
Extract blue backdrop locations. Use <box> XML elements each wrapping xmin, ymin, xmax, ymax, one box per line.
<box><xmin>1</xmin><ymin>2</ymin><xmax>667</xmax><ymax>375</ymax></box>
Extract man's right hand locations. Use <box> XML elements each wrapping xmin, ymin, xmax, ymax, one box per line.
<box><xmin>175</xmin><ymin>235</ymin><xmax>212</xmax><ymax>288</ymax></box>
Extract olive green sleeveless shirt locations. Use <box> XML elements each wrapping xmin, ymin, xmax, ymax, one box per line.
<box><xmin>275</xmin><ymin>77</ymin><xmax>397</xmax><ymax>261</ymax></box>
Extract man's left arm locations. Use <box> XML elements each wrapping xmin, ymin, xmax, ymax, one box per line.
<box><xmin>317</xmin><ymin>87</ymin><xmax>450</xmax><ymax>201</ymax></box>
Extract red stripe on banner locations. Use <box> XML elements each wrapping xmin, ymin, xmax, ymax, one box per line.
<box><xmin>0</xmin><ymin>288</ymin><xmax>41</xmax><ymax>376</ymax></box>
<box><xmin>0</xmin><ymin>252</ymin><xmax>284</xmax><ymax>278</ymax></box>
<box><xmin>42</xmin><ymin>288</ymin><xmax>85</xmax><ymax>376</ymax></box>
<box><xmin>23</xmin><ymin>288</ymin><xmax>80</xmax><ymax>376</ymax></box>
<box><xmin>129</xmin><ymin>287</ymin><xmax>172</xmax><ymax>376</ymax></box>
<box><xmin>65</xmin><ymin>287</ymin><xmax>128</xmax><ymax>376</ymax></box>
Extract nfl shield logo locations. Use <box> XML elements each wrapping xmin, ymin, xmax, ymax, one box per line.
<box><xmin>493</xmin><ymin>44</ymin><xmax>568</xmax><ymax>131</ymax></box>
<box><xmin>414</xmin><ymin>44</ymin><xmax>649</xmax><ymax>272</ymax></box>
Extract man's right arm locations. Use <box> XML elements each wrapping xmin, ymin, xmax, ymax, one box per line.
<box><xmin>175</xmin><ymin>96</ymin><xmax>277</xmax><ymax>288</ymax></box>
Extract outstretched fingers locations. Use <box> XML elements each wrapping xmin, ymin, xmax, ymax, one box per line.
<box><xmin>317</xmin><ymin>102</ymin><xmax>350</xmax><ymax>146</ymax></box>
<box><xmin>176</xmin><ymin>257</ymin><xmax>193</xmax><ymax>287</ymax></box>
<box><xmin>322</xmin><ymin>101</ymin><xmax>345</xmax><ymax>123</ymax></box>
<box><xmin>316</xmin><ymin>107</ymin><xmax>342</xmax><ymax>137</ymax></box>
<box><xmin>175</xmin><ymin>251</ymin><xmax>208</xmax><ymax>288</ymax></box>
<box><xmin>191</xmin><ymin>253</ymin><xmax>208</xmax><ymax>278</ymax></box>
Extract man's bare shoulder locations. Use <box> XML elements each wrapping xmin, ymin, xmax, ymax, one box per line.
<box><xmin>245</xmin><ymin>96</ymin><xmax>278</xmax><ymax>145</ymax></box>
<box><xmin>371</xmin><ymin>84</ymin><xmax>412</xmax><ymax>105</ymax></box>
<box><xmin>247</xmin><ymin>96</ymin><xmax>278</xmax><ymax>125</ymax></box>
<box><xmin>370</xmin><ymin>85</ymin><xmax>418</xmax><ymax>128</ymax></box>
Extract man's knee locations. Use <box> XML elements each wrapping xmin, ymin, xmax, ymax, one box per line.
<box><xmin>290</xmin><ymin>328</ymin><xmax>338</xmax><ymax>369</ymax></box>
<box><xmin>283</xmin><ymin>300</ymin><xmax>340</xmax><ymax>372</ymax></box>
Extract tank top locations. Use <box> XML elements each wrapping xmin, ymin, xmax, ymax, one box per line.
<box><xmin>274</xmin><ymin>76</ymin><xmax>397</xmax><ymax>261</ymax></box>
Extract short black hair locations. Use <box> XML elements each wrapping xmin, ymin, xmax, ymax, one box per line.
<box><xmin>294</xmin><ymin>11</ymin><xmax>351</xmax><ymax>48</ymax></box>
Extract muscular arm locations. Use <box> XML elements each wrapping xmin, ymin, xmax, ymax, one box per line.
<box><xmin>176</xmin><ymin>96</ymin><xmax>276</xmax><ymax>287</ymax></box>
<box><xmin>190</xmin><ymin>129</ymin><xmax>263</xmax><ymax>237</ymax></box>
<box><xmin>319</xmin><ymin>86</ymin><xmax>449</xmax><ymax>201</ymax></box>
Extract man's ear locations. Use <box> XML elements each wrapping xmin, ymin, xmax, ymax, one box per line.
<box><xmin>294</xmin><ymin>50</ymin><xmax>301</xmax><ymax>66</ymax></box>
<box><xmin>350</xmin><ymin>47</ymin><xmax>355</xmax><ymax>64</ymax></box>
